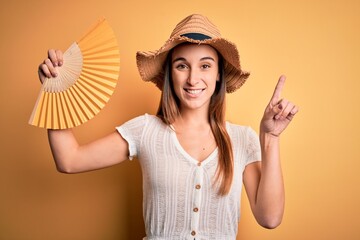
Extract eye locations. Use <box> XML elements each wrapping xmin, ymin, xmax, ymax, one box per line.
<box><xmin>175</xmin><ymin>63</ymin><xmax>188</xmax><ymax>70</ymax></box>
<box><xmin>201</xmin><ymin>64</ymin><xmax>211</xmax><ymax>69</ymax></box>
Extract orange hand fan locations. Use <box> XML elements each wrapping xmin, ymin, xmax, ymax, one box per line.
<box><xmin>29</xmin><ymin>18</ymin><xmax>120</xmax><ymax>129</ymax></box>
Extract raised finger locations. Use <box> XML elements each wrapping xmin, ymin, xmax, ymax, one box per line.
<box><xmin>271</xmin><ymin>75</ymin><xmax>286</xmax><ymax>104</ymax></box>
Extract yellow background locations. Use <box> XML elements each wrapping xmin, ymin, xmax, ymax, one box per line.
<box><xmin>1</xmin><ymin>0</ymin><xmax>359</xmax><ymax>239</ymax></box>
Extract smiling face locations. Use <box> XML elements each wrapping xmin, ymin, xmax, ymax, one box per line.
<box><xmin>171</xmin><ymin>43</ymin><xmax>220</xmax><ymax>112</ymax></box>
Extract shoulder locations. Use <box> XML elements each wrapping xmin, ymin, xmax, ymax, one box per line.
<box><xmin>226</xmin><ymin>121</ymin><xmax>261</xmax><ymax>160</ymax></box>
<box><xmin>120</xmin><ymin>113</ymin><xmax>162</xmax><ymax>125</ymax></box>
<box><xmin>143</xmin><ymin>114</ymin><xmax>166</xmax><ymax>127</ymax></box>
<box><xmin>226</xmin><ymin>121</ymin><xmax>259</xmax><ymax>143</ymax></box>
<box><xmin>115</xmin><ymin>114</ymin><xmax>165</xmax><ymax>145</ymax></box>
<box><xmin>226</xmin><ymin>121</ymin><xmax>255</xmax><ymax>135</ymax></box>
<box><xmin>117</xmin><ymin>114</ymin><xmax>169</xmax><ymax>135</ymax></box>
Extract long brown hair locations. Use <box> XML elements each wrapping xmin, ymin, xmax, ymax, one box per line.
<box><xmin>157</xmin><ymin>45</ymin><xmax>234</xmax><ymax>196</ymax></box>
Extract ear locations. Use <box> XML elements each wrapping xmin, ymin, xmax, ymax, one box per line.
<box><xmin>216</xmin><ymin>72</ymin><xmax>220</xmax><ymax>81</ymax></box>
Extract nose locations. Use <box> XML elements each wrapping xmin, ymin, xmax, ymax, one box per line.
<box><xmin>187</xmin><ymin>68</ymin><xmax>200</xmax><ymax>86</ymax></box>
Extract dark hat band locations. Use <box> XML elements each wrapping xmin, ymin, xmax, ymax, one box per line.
<box><xmin>180</xmin><ymin>33</ymin><xmax>211</xmax><ymax>40</ymax></box>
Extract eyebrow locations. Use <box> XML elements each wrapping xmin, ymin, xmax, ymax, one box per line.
<box><xmin>172</xmin><ymin>56</ymin><xmax>216</xmax><ymax>64</ymax></box>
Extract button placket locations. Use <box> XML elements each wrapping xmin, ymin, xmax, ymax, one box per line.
<box><xmin>191</xmin><ymin>163</ymin><xmax>203</xmax><ymax>238</ymax></box>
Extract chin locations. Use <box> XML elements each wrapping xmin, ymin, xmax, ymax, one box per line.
<box><xmin>181</xmin><ymin>100</ymin><xmax>210</xmax><ymax>111</ymax></box>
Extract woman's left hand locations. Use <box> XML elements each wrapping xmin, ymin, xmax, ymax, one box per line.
<box><xmin>260</xmin><ymin>75</ymin><xmax>299</xmax><ymax>137</ymax></box>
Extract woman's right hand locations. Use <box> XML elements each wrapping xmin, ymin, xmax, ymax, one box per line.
<box><xmin>38</xmin><ymin>49</ymin><xmax>64</xmax><ymax>83</ymax></box>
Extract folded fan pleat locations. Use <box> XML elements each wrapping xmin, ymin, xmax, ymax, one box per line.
<box><xmin>29</xmin><ymin>18</ymin><xmax>120</xmax><ymax>129</ymax></box>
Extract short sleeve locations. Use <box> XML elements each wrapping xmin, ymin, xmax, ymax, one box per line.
<box><xmin>116</xmin><ymin>114</ymin><xmax>147</xmax><ymax>160</ymax></box>
<box><xmin>245</xmin><ymin>127</ymin><xmax>261</xmax><ymax>165</ymax></box>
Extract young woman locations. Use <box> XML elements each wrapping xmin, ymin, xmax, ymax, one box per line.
<box><xmin>38</xmin><ymin>14</ymin><xmax>298</xmax><ymax>240</ymax></box>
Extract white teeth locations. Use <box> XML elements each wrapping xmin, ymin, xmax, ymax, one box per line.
<box><xmin>186</xmin><ymin>89</ymin><xmax>202</xmax><ymax>94</ymax></box>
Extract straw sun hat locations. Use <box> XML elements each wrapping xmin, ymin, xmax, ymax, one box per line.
<box><xmin>136</xmin><ymin>14</ymin><xmax>249</xmax><ymax>93</ymax></box>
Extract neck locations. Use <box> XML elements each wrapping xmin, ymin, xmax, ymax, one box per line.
<box><xmin>174</xmin><ymin>107</ymin><xmax>209</xmax><ymax>129</ymax></box>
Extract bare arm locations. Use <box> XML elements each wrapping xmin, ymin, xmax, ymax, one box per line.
<box><xmin>39</xmin><ymin>49</ymin><xmax>129</xmax><ymax>173</ymax></box>
<box><xmin>243</xmin><ymin>134</ymin><xmax>283</xmax><ymax>229</ymax></box>
<box><xmin>243</xmin><ymin>75</ymin><xmax>299</xmax><ymax>229</ymax></box>
<box><xmin>48</xmin><ymin>129</ymin><xmax>129</xmax><ymax>173</ymax></box>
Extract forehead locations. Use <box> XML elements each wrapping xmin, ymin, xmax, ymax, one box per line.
<box><xmin>171</xmin><ymin>43</ymin><xmax>218</xmax><ymax>60</ymax></box>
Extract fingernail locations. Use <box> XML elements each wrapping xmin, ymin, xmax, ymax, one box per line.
<box><xmin>278</xmin><ymin>104</ymin><xmax>283</xmax><ymax>110</ymax></box>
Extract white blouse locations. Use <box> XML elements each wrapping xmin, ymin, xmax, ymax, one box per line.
<box><xmin>116</xmin><ymin>114</ymin><xmax>261</xmax><ymax>240</ymax></box>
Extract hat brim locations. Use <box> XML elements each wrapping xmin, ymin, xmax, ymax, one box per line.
<box><xmin>136</xmin><ymin>36</ymin><xmax>249</xmax><ymax>93</ymax></box>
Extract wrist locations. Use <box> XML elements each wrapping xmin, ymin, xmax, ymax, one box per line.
<box><xmin>260</xmin><ymin>131</ymin><xmax>280</xmax><ymax>139</ymax></box>
<box><xmin>260</xmin><ymin>131</ymin><xmax>280</xmax><ymax>148</ymax></box>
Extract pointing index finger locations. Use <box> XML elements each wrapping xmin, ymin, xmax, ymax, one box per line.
<box><xmin>271</xmin><ymin>75</ymin><xmax>286</xmax><ymax>103</ymax></box>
